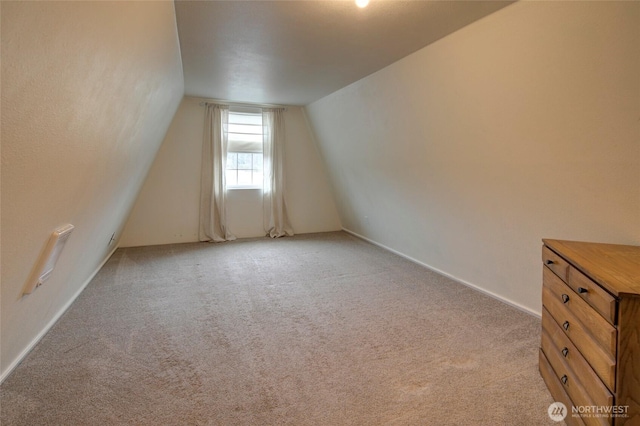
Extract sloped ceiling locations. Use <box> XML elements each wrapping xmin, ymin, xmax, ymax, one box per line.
<box><xmin>175</xmin><ymin>0</ymin><xmax>514</xmax><ymax>105</ymax></box>
<box><xmin>1</xmin><ymin>1</ymin><xmax>184</xmax><ymax>377</ymax></box>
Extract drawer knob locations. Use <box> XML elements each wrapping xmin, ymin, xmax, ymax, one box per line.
<box><xmin>562</xmin><ymin>347</ymin><xmax>569</xmax><ymax>357</ymax></box>
<box><xmin>577</xmin><ymin>287</ymin><xmax>588</xmax><ymax>294</ymax></box>
<box><xmin>561</xmin><ymin>375</ymin><xmax>568</xmax><ymax>385</ymax></box>
<box><xmin>561</xmin><ymin>294</ymin><xmax>570</xmax><ymax>304</ymax></box>
<box><xmin>545</xmin><ymin>260</ymin><xmax>554</xmax><ymax>265</ymax></box>
<box><xmin>563</xmin><ymin>321</ymin><xmax>570</xmax><ymax>331</ymax></box>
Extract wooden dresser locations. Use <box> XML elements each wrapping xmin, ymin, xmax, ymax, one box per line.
<box><xmin>539</xmin><ymin>239</ymin><xmax>640</xmax><ymax>426</ymax></box>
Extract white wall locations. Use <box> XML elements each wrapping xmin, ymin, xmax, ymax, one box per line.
<box><xmin>120</xmin><ymin>97</ymin><xmax>341</xmax><ymax>247</ymax></box>
<box><xmin>305</xmin><ymin>1</ymin><xmax>640</xmax><ymax>315</ymax></box>
<box><xmin>1</xmin><ymin>1</ymin><xmax>184</xmax><ymax>378</ymax></box>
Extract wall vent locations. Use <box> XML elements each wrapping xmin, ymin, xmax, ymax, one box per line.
<box><xmin>23</xmin><ymin>224</ymin><xmax>75</xmax><ymax>295</ymax></box>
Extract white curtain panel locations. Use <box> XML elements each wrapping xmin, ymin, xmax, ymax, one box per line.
<box><xmin>262</xmin><ymin>108</ymin><xmax>294</xmax><ymax>238</ymax></box>
<box><xmin>199</xmin><ymin>104</ymin><xmax>236</xmax><ymax>242</ymax></box>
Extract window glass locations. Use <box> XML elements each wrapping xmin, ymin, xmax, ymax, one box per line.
<box><xmin>225</xmin><ymin>111</ymin><xmax>263</xmax><ymax>189</ymax></box>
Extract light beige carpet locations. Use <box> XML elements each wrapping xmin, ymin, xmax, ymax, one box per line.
<box><xmin>1</xmin><ymin>231</ymin><xmax>557</xmax><ymax>425</ymax></box>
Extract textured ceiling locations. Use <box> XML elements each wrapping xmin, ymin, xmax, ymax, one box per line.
<box><xmin>175</xmin><ymin>1</ymin><xmax>514</xmax><ymax>106</ymax></box>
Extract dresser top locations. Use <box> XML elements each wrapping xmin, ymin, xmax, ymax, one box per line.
<box><xmin>543</xmin><ymin>239</ymin><xmax>640</xmax><ymax>298</ymax></box>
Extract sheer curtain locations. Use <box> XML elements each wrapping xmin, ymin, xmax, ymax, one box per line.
<box><xmin>199</xmin><ymin>103</ymin><xmax>236</xmax><ymax>242</ymax></box>
<box><xmin>262</xmin><ymin>108</ymin><xmax>293</xmax><ymax>238</ymax></box>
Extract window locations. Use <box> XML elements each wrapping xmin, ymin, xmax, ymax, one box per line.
<box><xmin>226</xmin><ymin>152</ymin><xmax>262</xmax><ymax>187</ymax></box>
<box><xmin>226</xmin><ymin>109</ymin><xmax>263</xmax><ymax>188</ymax></box>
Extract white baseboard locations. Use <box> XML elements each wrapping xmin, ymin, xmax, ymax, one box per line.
<box><xmin>0</xmin><ymin>246</ymin><xmax>119</xmax><ymax>384</ymax></box>
<box><xmin>342</xmin><ymin>228</ymin><xmax>541</xmax><ymax>318</ymax></box>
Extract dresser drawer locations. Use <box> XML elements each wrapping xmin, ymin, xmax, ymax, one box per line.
<box><xmin>539</xmin><ymin>350</ymin><xmax>587</xmax><ymax>426</ymax></box>
<box><xmin>541</xmin><ymin>330</ymin><xmax>612</xmax><ymax>426</ymax></box>
<box><xmin>568</xmin><ymin>266</ymin><xmax>617</xmax><ymax>325</ymax></box>
<box><xmin>543</xmin><ymin>267</ymin><xmax>617</xmax><ymax>359</ymax></box>
<box><xmin>541</xmin><ymin>308</ymin><xmax>614</xmax><ymax>407</ymax></box>
<box><xmin>543</xmin><ymin>268</ymin><xmax>616</xmax><ymax>387</ymax></box>
<box><xmin>540</xmin><ymin>239</ymin><xmax>640</xmax><ymax>426</ymax></box>
<box><xmin>543</xmin><ymin>246</ymin><xmax>570</xmax><ymax>283</ymax></box>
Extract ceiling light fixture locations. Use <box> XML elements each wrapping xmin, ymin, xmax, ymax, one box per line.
<box><xmin>355</xmin><ymin>0</ymin><xmax>369</xmax><ymax>8</ymax></box>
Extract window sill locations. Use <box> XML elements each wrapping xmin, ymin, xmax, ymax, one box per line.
<box><xmin>226</xmin><ymin>186</ymin><xmax>263</xmax><ymax>191</ymax></box>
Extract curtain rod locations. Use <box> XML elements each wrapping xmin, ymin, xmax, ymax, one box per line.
<box><xmin>188</xmin><ymin>96</ymin><xmax>289</xmax><ymax>110</ymax></box>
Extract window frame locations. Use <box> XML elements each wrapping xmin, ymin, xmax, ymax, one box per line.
<box><xmin>225</xmin><ymin>151</ymin><xmax>263</xmax><ymax>190</ymax></box>
<box><xmin>225</xmin><ymin>109</ymin><xmax>264</xmax><ymax>190</ymax></box>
